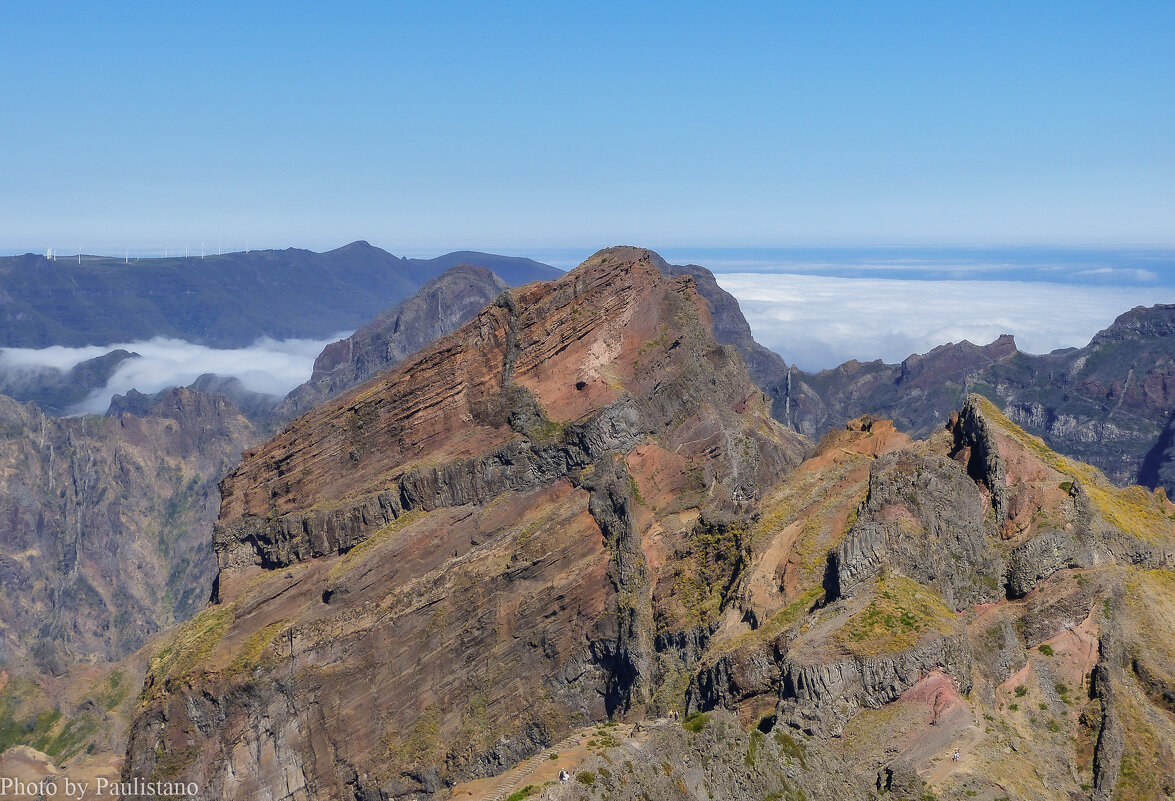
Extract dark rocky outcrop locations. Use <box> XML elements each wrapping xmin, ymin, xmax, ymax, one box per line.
<box><xmin>952</xmin><ymin>394</ymin><xmax>1009</xmax><ymax>523</ymax></box>
<box><xmin>834</xmin><ymin>448</ymin><xmax>1005</xmax><ymax>609</ymax></box>
<box><xmin>185</xmin><ymin>374</ymin><xmax>281</xmax><ymax>423</ymax></box>
<box><xmin>775</xmin><ymin>633</ymin><xmax>973</xmax><ymax>736</ymax></box>
<box><xmin>107</xmin><ymin>374</ymin><xmax>281</xmax><ymax>425</ymax></box>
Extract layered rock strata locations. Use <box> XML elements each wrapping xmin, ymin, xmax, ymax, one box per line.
<box><xmin>123</xmin><ymin>247</ymin><xmax>806</xmax><ymax>800</ymax></box>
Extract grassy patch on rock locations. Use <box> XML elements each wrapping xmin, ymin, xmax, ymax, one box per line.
<box><xmin>227</xmin><ymin>620</ymin><xmax>287</xmax><ymax>676</ymax></box>
<box><xmin>141</xmin><ymin>602</ymin><xmax>235</xmax><ymax>703</ymax></box>
<box><xmin>836</xmin><ymin>574</ymin><xmax>956</xmax><ymax>657</ymax></box>
<box><xmin>700</xmin><ymin>586</ymin><xmax>823</xmax><ymax>668</ymax></box>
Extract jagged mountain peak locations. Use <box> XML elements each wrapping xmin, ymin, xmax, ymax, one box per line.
<box><xmin>1094</xmin><ymin>302</ymin><xmax>1175</xmax><ymax>342</ymax></box>
<box><xmin>218</xmin><ymin>245</ymin><xmax>801</xmax><ymax>555</ymax></box>
<box><xmin>128</xmin><ymin>246</ymin><xmax>807</xmax><ymax>799</ymax></box>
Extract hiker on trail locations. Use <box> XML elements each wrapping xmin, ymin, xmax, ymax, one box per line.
<box><xmin>559</xmin><ymin>769</ymin><xmax>569</xmax><ymax>782</ymax></box>
<box><xmin>953</xmin><ymin>749</ymin><xmax>960</xmax><ymax>762</ymax></box>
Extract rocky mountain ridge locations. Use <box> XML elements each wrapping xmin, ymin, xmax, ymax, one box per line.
<box><xmin>774</xmin><ymin>305</ymin><xmax>1175</xmax><ymax>498</ymax></box>
<box><xmin>123</xmin><ymin>247</ymin><xmax>807</xmax><ymax>800</ymax></box>
<box><xmin>118</xmin><ymin>248</ymin><xmax>1174</xmax><ymax>801</ymax></box>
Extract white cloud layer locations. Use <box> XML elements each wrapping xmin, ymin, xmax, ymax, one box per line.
<box><xmin>715</xmin><ymin>273</ymin><xmax>1175</xmax><ymax>372</ymax></box>
<box><xmin>0</xmin><ymin>335</ymin><xmax>347</xmax><ymax>414</ymax></box>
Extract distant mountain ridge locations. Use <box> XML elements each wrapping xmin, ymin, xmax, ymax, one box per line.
<box><xmin>0</xmin><ymin>348</ymin><xmax>139</xmax><ymax>415</ymax></box>
<box><xmin>0</xmin><ymin>241</ymin><xmax>561</xmax><ymax>349</ymax></box>
<box><xmin>773</xmin><ymin>304</ymin><xmax>1175</xmax><ymax>496</ymax></box>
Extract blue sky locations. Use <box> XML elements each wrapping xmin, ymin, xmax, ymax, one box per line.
<box><xmin>2</xmin><ymin>2</ymin><xmax>1173</xmax><ymax>253</ymax></box>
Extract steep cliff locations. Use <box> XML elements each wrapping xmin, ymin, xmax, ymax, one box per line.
<box><xmin>0</xmin><ymin>389</ymin><xmax>259</xmax><ymax>668</ymax></box>
<box><xmin>122</xmin><ymin>247</ymin><xmax>806</xmax><ymax>800</ymax></box>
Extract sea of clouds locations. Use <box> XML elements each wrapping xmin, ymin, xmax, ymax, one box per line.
<box><xmin>714</xmin><ymin>273</ymin><xmax>1175</xmax><ymax>372</ymax></box>
<box><xmin>0</xmin><ymin>335</ymin><xmax>346</xmax><ymax>414</ymax></box>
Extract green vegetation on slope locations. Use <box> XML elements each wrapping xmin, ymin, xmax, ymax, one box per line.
<box><xmin>837</xmin><ymin>574</ymin><xmax>957</xmax><ymax>657</ymax></box>
<box><xmin>141</xmin><ymin>603</ymin><xmax>235</xmax><ymax>704</ymax></box>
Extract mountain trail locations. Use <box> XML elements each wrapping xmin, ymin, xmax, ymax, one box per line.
<box><xmin>452</xmin><ymin>721</ymin><xmax>665</xmax><ymax>801</ymax></box>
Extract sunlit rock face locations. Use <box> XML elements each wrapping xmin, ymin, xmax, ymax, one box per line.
<box><xmin>124</xmin><ymin>247</ymin><xmax>806</xmax><ymax>800</ymax></box>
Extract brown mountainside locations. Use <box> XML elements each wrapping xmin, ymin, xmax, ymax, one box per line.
<box><xmin>124</xmin><ymin>247</ymin><xmax>806</xmax><ymax>799</ymax></box>
<box><xmin>116</xmin><ymin>249</ymin><xmax>1175</xmax><ymax>801</ymax></box>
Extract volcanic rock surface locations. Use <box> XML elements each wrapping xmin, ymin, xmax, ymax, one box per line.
<box><xmin>124</xmin><ymin>247</ymin><xmax>806</xmax><ymax>800</ymax></box>
<box><xmin>114</xmin><ymin>250</ymin><xmax>1175</xmax><ymax>801</ymax></box>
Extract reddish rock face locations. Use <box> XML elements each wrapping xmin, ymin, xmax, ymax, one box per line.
<box><xmin>222</xmin><ymin>249</ymin><xmax>703</xmax><ymax>522</ymax></box>
<box><xmin>120</xmin><ymin>254</ymin><xmax>1175</xmax><ymax>801</ymax></box>
<box><xmin>127</xmin><ymin>247</ymin><xmax>807</xmax><ymax>800</ymax></box>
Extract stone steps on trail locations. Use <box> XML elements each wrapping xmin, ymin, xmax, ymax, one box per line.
<box><xmin>484</xmin><ymin>731</ymin><xmax>590</xmax><ymax>801</ymax></box>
